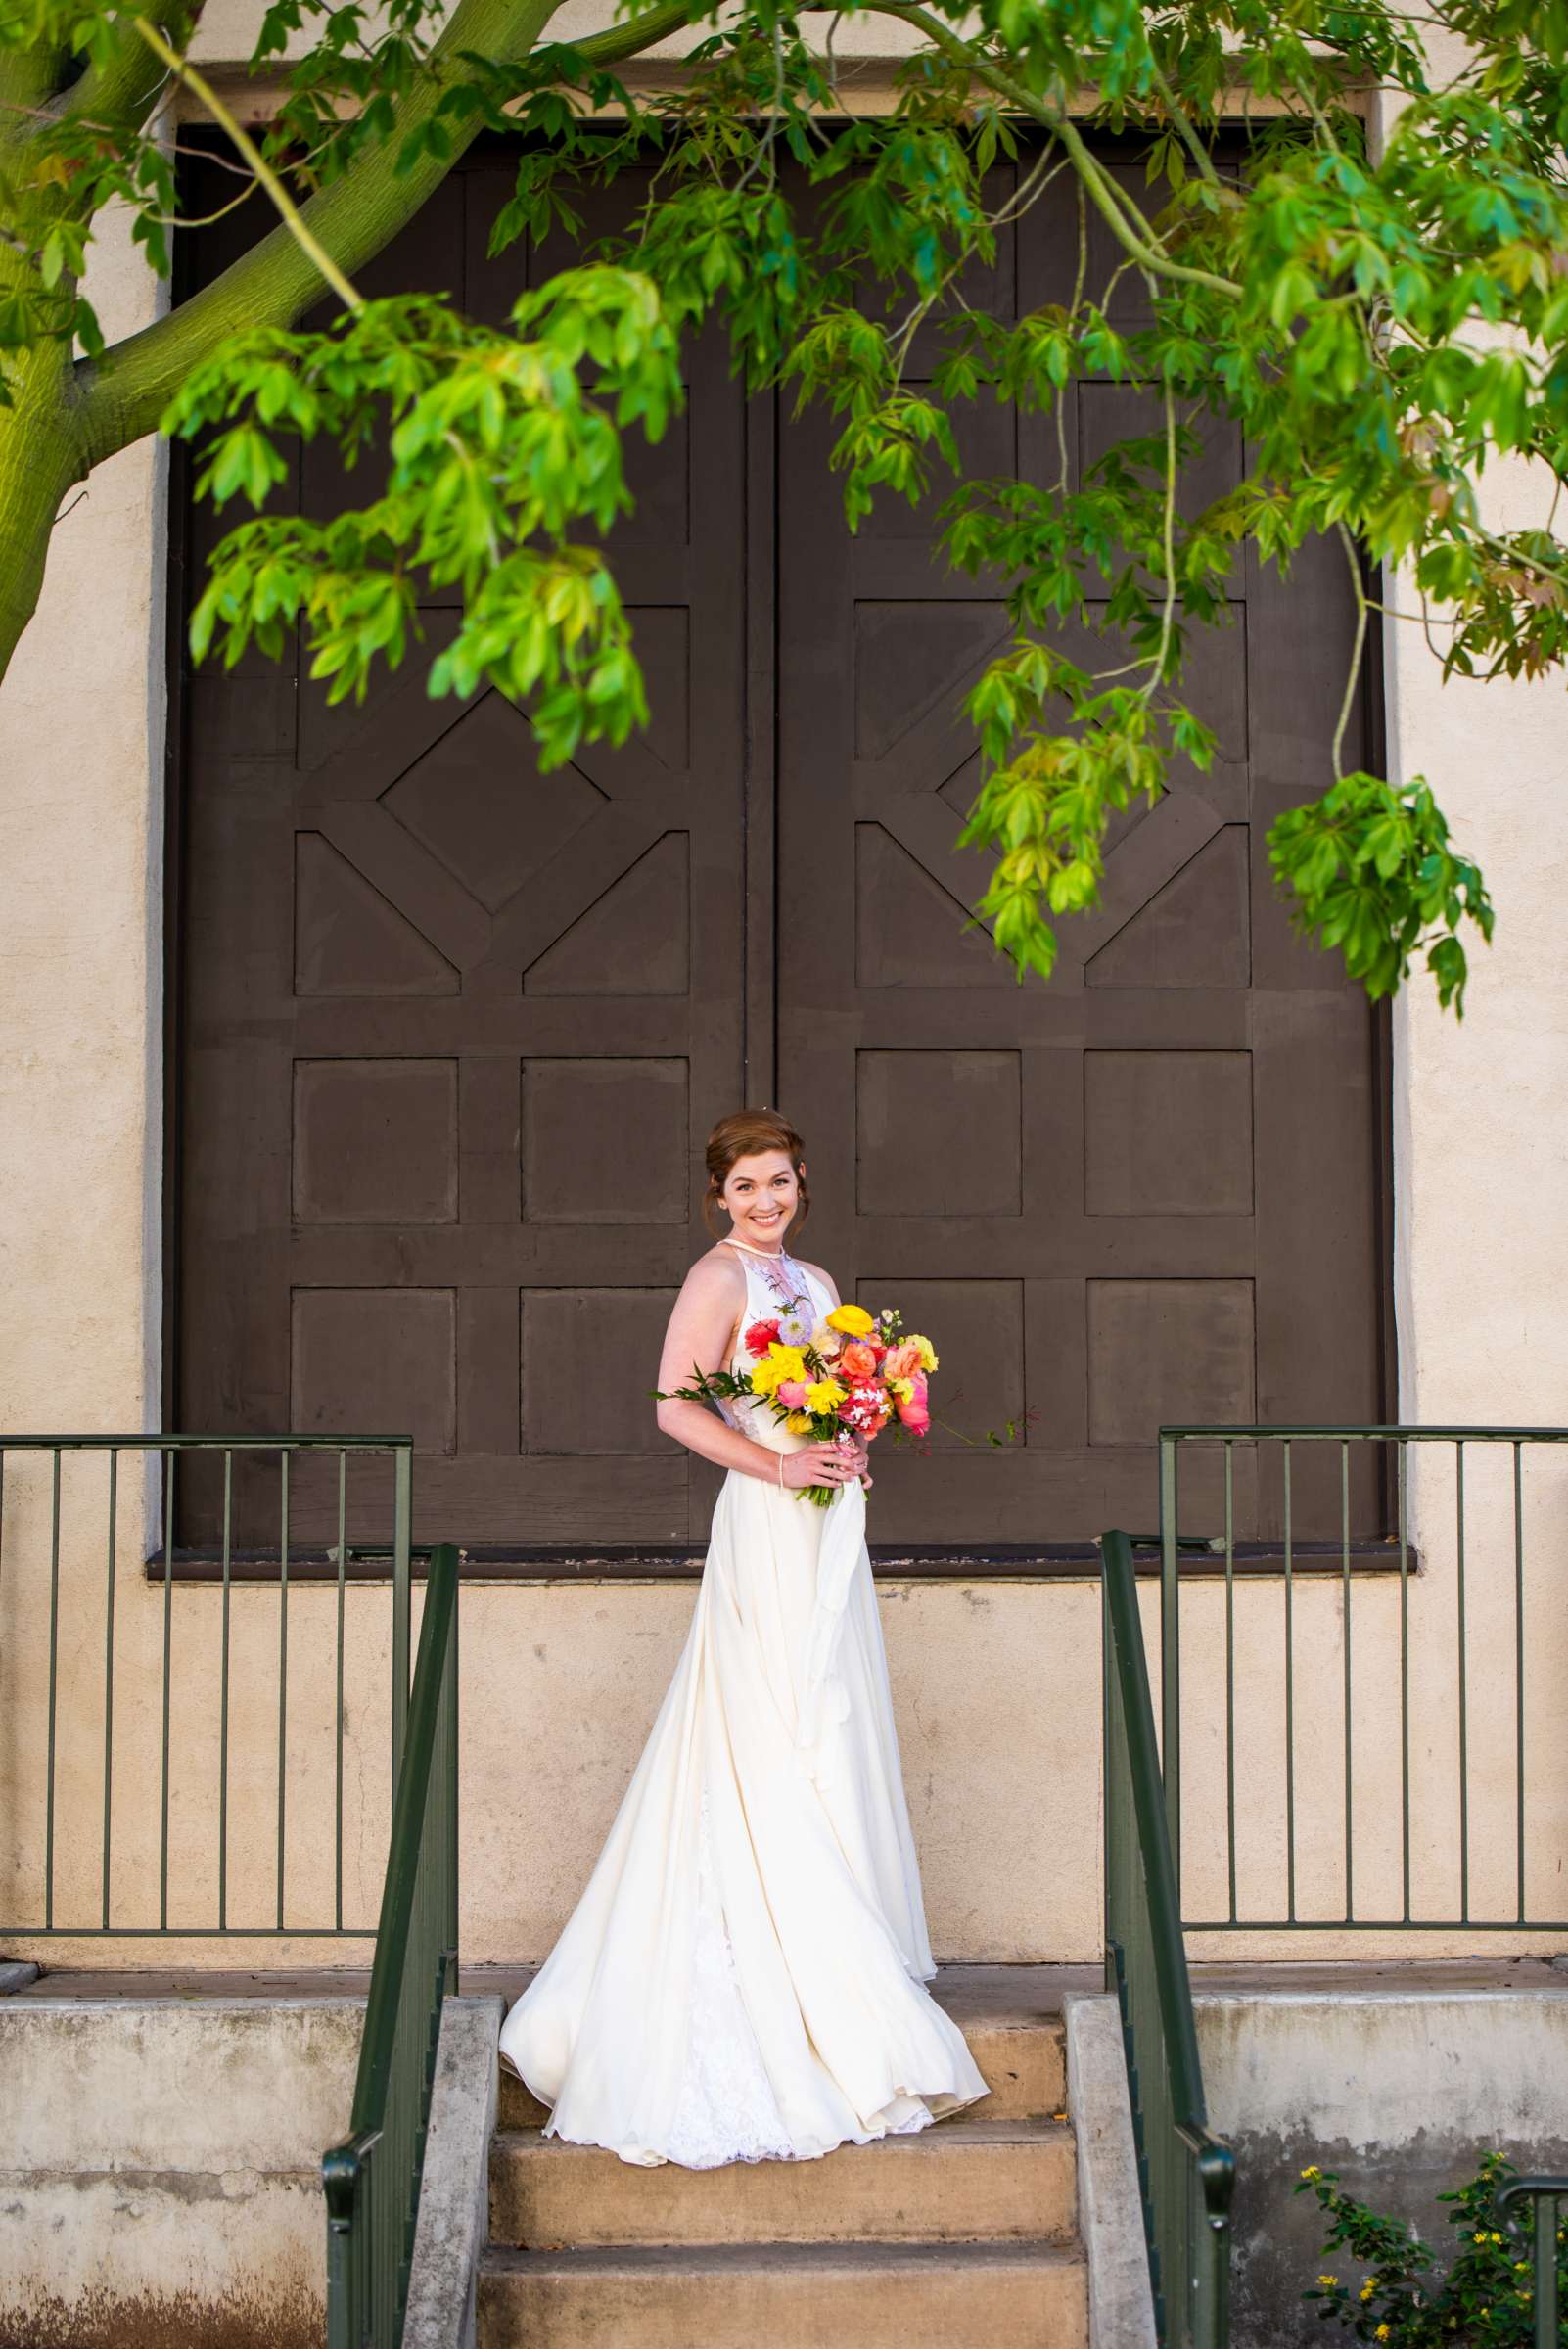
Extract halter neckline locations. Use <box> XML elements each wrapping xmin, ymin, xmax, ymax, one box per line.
<box><xmin>721</xmin><ymin>1235</ymin><xmax>794</xmax><ymax>1264</ymax></box>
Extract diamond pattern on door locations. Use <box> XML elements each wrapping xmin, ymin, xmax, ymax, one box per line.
<box><xmin>176</xmin><ymin>140</ymin><xmax>1387</xmax><ymax>1555</ymax></box>
<box><xmin>177</xmin><ymin>161</ymin><xmax>745</xmax><ymax>1548</ymax></box>
<box><xmin>779</xmin><ymin>156</ymin><xmax>1385</xmax><ymax>1543</ymax></box>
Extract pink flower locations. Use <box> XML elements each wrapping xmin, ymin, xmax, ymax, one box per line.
<box><xmin>776</xmin><ymin>1379</ymin><xmax>810</xmax><ymax>1408</ymax></box>
<box><xmin>884</xmin><ymin>1340</ymin><xmax>922</xmax><ymax>1379</ymax></box>
<box><xmin>745</xmin><ymin>1317</ymin><xmax>781</xmax><ymax>1356</ymax></box>
<box><xmin>896</xmin><ymin>1370</ymin><xmax>930</xmax><ymax>1436</ymax></box>
<box><xmin>840</xmin><ymin>1340</ymin><xmax>877</xmax><ymax>1377</ymax></box>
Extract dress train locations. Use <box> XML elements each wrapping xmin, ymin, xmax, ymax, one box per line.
<box><xmin>497</xmin><ymin>1253</ymin><xmax>988</xmax><ymax>2167</ymax></box>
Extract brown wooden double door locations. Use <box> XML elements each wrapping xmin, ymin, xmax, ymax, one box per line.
<box><xmin>174</xmin><ymin>144</ymin><xmax>1387</xmax><ymax>1551</ymax></box>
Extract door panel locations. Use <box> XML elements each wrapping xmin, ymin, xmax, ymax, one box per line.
<box><xmin>776</xmin><ymin>158</ymin><xmax>1384</xmax><ymax>1543</ymax></box>
<box><xmin>176</xmin><ymin>158</ymin><xmax>744</xmax><ymax>1545</ymax></box>
<box><xmin>175</xmin><ymin>140</ymin><xmax>1386</xmax><ymax>1551</ymax></box>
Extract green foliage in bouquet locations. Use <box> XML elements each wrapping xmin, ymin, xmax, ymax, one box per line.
<box><xmin>1297</xmin><ymin>2151</ymin><xmax>1567</xmax><ymax>2344</ymax></box>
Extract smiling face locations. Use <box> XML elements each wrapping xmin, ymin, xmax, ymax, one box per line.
<box><xmin>720</xmin><ymin>1148</ymin><xmax>803</xmax><ymax>1252</ymax></box>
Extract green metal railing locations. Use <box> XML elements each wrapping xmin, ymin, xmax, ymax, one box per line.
<box><xmin>323</xmin><ymin>1543</ymin><xmax>460</xmax><ymax>2349</ymax></box>
<box><xmin>0</xmin><ymin>1433</ymin><xmax>413</xmax><ymax>1936</ymax></box>
<box><xmin>1499</xmin><ymin>2179</ymin><xmax>1567</xmax><ymax>2348</ymax></box>
<box><xmin>1102</xmin><ymin>1527</ymin><xmax>1234</xmax><ymax>2348</ymax></box>
<box><xmin>1158</xmin><ymin>1426</ymin><xmax>1568</xmax><ymax>1934</ymax></box>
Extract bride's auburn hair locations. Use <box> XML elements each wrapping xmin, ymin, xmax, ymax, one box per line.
<box><xmin>703</xmin><ymin>1109</ymin><xmax>810</xmax><ymax>1242</ymax></box>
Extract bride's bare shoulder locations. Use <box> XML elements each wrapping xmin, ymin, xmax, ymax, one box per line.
<box><xmin>685</xmin><ymin>1242</ymin><xmax>746</xmax><ymax>1295</ymax></box>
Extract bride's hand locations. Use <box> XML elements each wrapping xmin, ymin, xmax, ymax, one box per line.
<box><xmin>780</xmin><ymin>1443</ymin><xmax>861</xmax><ymax>1491</ymax></box>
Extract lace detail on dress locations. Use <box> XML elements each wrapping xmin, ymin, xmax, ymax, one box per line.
<box><xmin>712</xmin><ymin>1250</ymin><xmax>823</xmax><ymax>1440</ymax></box>
<box><xmin>664</xmin><ymin>1786</ymin><xmax>796</xmax><ymax>2169</ymax></box>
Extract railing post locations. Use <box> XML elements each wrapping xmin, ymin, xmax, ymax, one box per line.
<box><xmin>1159</xmin><ymin>1433</ymin><xmax>1181</xmax><ymax>1902</ymax></box>
<box><xmin>392</xmin><ymin>1442</ymin><xmax>413</xmax><ymax>1789</ymax></box>
<box><xmin>1103</xmin><ymin>1524</ymin><xmax>1234</xmax><ymax>2349</ymax></box>
<box><xmin>324</xmin><ymin>1542</ymin><xmax>460</xmax><ymax>2349</ymax></box>
<box><xmin>1101</xmin><ymin>1552</ymin><xmax>1116</xmax><ymax>1999</ymax></box>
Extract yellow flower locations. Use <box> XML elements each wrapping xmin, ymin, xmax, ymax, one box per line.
<box><xmin>785</xmin><ymin>1411</ymin><xmax>811</xmax><ymax>1434</ymax></box>
<box><xmin>889</xmin><ymin>1376</ymin><xmax>915</xmax><ymax>1404</ymax></box>
<box><xmin>1300</xmin><ymin>2166</ymin><xmax>1321</xmax><ymax>2182</ymax></box>
<box><xmin>1489</xmin><ymin>2233</ymin><xmax>1503</xmax><ymax>2245</ymax></box>
<box><xmin>1375</xmin><ymin>2327</ymin><xmax>1390</xmax><ymax>2343</ymax></box>
<box><xmin>1360</xmin><ymin>2281</ymin><xmax>1376</xmax><ymax>2302</ymax></box>
<box><xmin>826</xmin><ymin>1303</ymin><xmax>875</xmax><ymax>1337</ymax></box>
<box><xmin>1317</xmin><ymin>2275</ymin><xmax>1338</xmax><ymax>2290</ymax></box>
<box><xmin>805</xmin><ymin>1377</ymin><xmax>846</xmax><ymax>1414</ymax></box>
<box><xmin>906</xmin><ymin>1332</ymin><xmax>939</xmax><ymax>1371</ymax></box>
<box><xmin>751</xmin><ymin>1344</ymin><xmax>806</xmax><ymax>1397</ymax></box>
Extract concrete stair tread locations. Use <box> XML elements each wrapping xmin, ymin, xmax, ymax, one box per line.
<box><xmin>497</xmin><ymin>2112</ymin><xmax>1067</xmax><ymax>2154</ymax></box>
<box><xmin>489</xmin><ymin>2112</ymin><xmax>1077</xmax><ymax>2250</ymax></box>
<box><xmin>484</xmin><ymin>2236</ymin><xmax>1084</xmax><ymax>2274</ymax></box>
<box><xmin>478</xmin><ymin>2235</ymin><xmax>1089</xmax><ymax>2348</ymax></box>
<box><xmin>498</xmin><ymin>1995</ymin><xmax>1068</xmax><ymax>2130</ymax></box>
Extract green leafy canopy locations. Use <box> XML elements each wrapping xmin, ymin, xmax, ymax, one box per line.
<box><xmin>4</xmin><ymin>0</ymin><xmax>1566</xmax><ymax>1006</ymax></box>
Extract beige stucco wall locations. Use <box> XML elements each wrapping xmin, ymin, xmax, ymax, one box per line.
<box><xmin>4</xmin><ymin>28</ymin><xmax>1568</xmax><ymax>1971</ymax></box>
<box><xmin>0</xmin><ymin>1997</ymin><xmax>359</xmax><ymax>2342</ymax></box>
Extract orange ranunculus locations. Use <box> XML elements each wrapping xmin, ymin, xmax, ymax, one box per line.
<box><xmin>840</xmin><ymin>1340</ymin><xmax>877</xmax><ymax>1377</ymax></box>
<box><xmin>884</xmin><ymin>1340</ymin><xmax>922</xmax><ymax>1379</ymax></box>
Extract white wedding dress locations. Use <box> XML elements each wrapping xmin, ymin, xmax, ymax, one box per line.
<box><xmin>497</xmin><ymin>1243</ymin><xmax>989</xmax><ymax>2168</ymax></box>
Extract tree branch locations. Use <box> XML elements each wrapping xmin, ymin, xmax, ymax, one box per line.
<box><xmin>0</xmin><ymin>32</ymin><xmax>69</xmax><ymax>158</ymax></box>
<box><xmin>1332</xmin><ymin>520</ymin><xmax>1369</xmax><ymax>779</ymax></box>
<box><xmin>47</xmin><ymin>4</ymin><xmax>203</xmax><ymax>140</ymax></box>
<box><xmin>1144</xmin><ymin>52</ymin><xmax>1222</xmax><ymax>188</ymax></box>
<box><xmin>74</xmin><ymin>0</ymin><xmax>691</xmax><ymax>465</ymax></box>
<box><xmin>132</xmin><ymin>14</ymin><xmax>363</xmax><ymax>310</ymax></box>
<box><xmin>569</xmin><ymin>1</ymin><xmax>693</xmax><ymax>69</ymax></box>
<box><xmin>867</xmin><ymin>0</ymin><xmax>1243</xmax><ymax>299</ymax></box>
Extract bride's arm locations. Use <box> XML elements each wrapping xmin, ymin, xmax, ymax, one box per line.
<box><xmin>655</xmin><ymin>1257</ymin><xmax>856</xmax><ymax>1488</ymax></box>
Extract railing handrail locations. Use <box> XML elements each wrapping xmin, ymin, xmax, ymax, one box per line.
<box><xmin>1103</xmin><ymin>1526</ymin><xmax>1234</xmax><ymax>2344</ymax></box>
<box><xmin>1158</xmin><ymin>1423</ymin><xmax>1568</xmax><ymax>1441</ymax></box>
<box><xmin>323</xmin><ymin>1542</ymin><xmax>460</xmax><ymax>2349</ymax></box>
<box><xmin>1102</xmin><ymin>1529</ymin><xmax>1232</xmax><ymax>2176</ymax></box>
<box><xmin>346</xmin><ymin>1543</ymin><xmax>457</xmax><ymax>2139</ymax></box>
<box><xmin>0</xmin><ymin>1433</ymin><xmax>415</xmax><ymax>1449</ymax></box>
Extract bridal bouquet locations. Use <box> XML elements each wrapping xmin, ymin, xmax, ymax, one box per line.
<box><xmin>657</xmin><ymin>1301</ymin><xmax>939</xmax><ymax>1507</ymax></box>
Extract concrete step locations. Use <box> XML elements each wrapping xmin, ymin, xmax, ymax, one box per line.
<box><xmin>478</xmin><ymin>2239</ymin><xmax>1089</xmax><ymax>2348</ymax></box>
<box><xmin>489</xmin><ymin>2114</ymin><xmax>1076</xmax><ymax>2250</ymax></box>
<box><xmin>496</xmin><ymin>1974</ymin><xmax>1067</xmax><ymax>2130</ymax></box>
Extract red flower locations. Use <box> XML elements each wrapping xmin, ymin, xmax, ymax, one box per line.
<box><xmin>744</xmin><ymin>1317</ymin><xmax>781</xmax><ymax>1356</ymax></box>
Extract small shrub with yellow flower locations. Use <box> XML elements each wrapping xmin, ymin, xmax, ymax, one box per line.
<box><xmin>1296</xmin><ymin>2149</ymin><xmax>1564</xmax><ymax>2343</ymax></box>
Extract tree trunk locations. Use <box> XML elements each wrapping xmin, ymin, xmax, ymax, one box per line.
<box><xmin>0</xmin><ymin>343</ymin><xmax>80</xmax><ymax>687</ymax></box>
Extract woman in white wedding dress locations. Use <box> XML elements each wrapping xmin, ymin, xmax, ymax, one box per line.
<box><xmin>498</xmin><ymin>1106</ymin><xmax>988</xmax><ymax>2168</ymax></box>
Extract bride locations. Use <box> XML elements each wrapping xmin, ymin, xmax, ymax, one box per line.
<box><xmin>497</xmin><ymin>1106</ymin><xmax>988</xmax><ymax>2168</ymax></box>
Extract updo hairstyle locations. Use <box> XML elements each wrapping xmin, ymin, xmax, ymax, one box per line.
<box><xmin>702</xmin><ymin>1109</ymin><xmax>810</xmax><ymax>1243</ymax></box>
